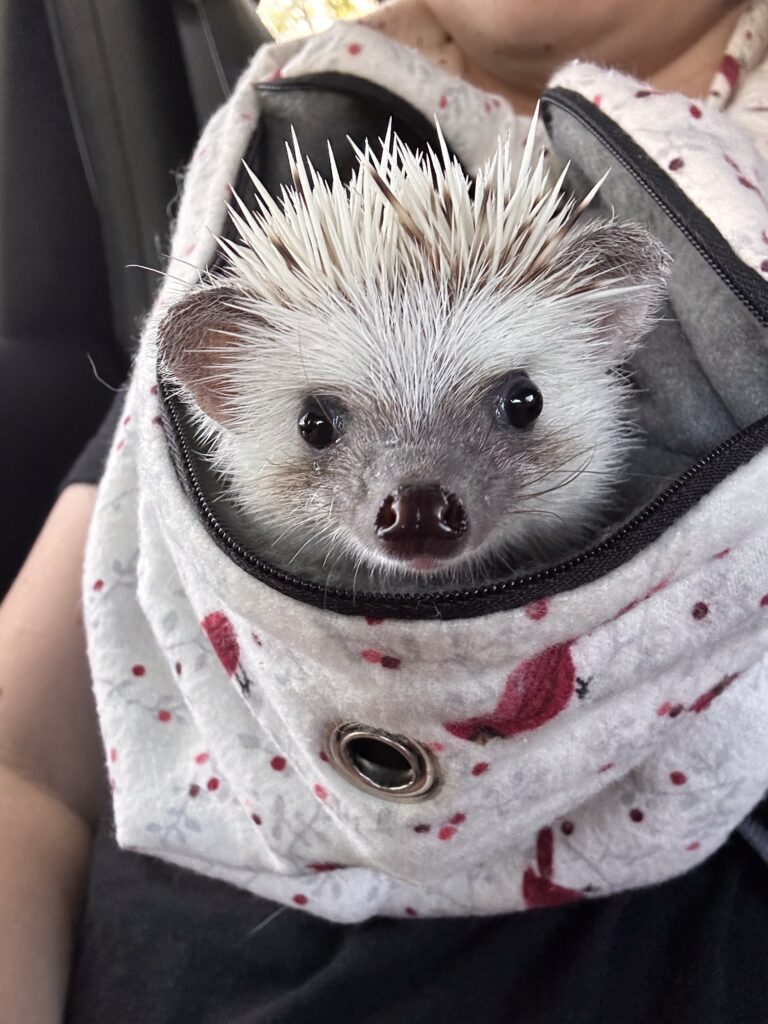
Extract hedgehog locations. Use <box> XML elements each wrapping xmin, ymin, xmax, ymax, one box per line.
<box><xmin>158</xmin><ymin>118</ymin><xmax>670</xmax><ymax>592</ymax></box>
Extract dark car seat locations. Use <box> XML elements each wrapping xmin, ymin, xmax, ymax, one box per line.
<box><xmin>0</xmin><ymin>0</ymin><xmax>271</xmax><ymax>595</ymax></box>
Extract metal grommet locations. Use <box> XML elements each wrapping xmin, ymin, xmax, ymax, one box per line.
<box><xmin>326</xmin><ymin>722</ymin><xmax>440</xmax><ymax>802</ymax></box>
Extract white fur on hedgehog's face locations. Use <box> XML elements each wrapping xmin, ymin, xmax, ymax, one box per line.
<box><xmin>172</xmin><ymin>275</ymin><xmax>645</xmax><ymax>590</ymax></box>
<box><xmin>158</xmin><ymin>127</ymin><xmax>669</xmax><ymax>590</ymax></box>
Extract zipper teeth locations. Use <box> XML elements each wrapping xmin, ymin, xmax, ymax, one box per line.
<box><xmin>163</xmin><ymin>90</ymin><xmax>768</xmax><ymax>607</ymax></box>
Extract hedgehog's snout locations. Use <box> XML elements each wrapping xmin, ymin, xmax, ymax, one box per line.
<box><xmin>375</xmin><ymin>484</ymin><xmax>468</xmax><ymax>565</ymax></box>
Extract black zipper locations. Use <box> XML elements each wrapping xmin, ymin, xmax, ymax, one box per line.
<box><xmin>160</xmin><ymin>87</ymin><xmax>768</xmax><ymax>620</ymax></box>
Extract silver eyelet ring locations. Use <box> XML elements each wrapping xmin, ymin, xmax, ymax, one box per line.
<box><xmin>326</xmin><ymin>722</ymin><xmax>440</xmax><ymax>802</ymax></box>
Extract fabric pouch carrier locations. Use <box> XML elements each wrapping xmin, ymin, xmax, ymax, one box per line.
<box><xmin>84</xmin><ymin>35</ymin><xmax>768</xmax><ymax>922</ymax></box>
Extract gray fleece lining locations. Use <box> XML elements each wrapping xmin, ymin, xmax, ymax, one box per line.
<box><xmin>548</xmin><ymin>108</ymin><xmax>768</xmax><ymax>514</ymax></box>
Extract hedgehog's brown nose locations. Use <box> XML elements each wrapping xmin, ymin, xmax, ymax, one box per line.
<box><xmin>375</xmin><ymin>484</ymin><xmax>468</xmax><ymax>556</ymax></box>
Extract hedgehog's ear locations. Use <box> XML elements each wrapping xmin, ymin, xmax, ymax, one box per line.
<box><xmin>557</xmin><ymin>221</ymin><xmax>671</xmax><ymax>354</ymax></box>
<box><xmin>157</xmin><ymin>285</ymin><xmax>261</xmax><ymax>425</ymax></box>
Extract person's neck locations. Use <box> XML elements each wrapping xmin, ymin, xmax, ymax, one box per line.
<box><xmin>364</xmin><ymin>1</ymin><xmax>746</xmax><ymax>114</ymax></box>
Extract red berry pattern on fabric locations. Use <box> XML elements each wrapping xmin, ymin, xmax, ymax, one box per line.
<box><xmin>629</xmin><ymin>808</ymin><xmax>644</xmax><ymax>822</ymax></box>
<box><xmin>207</xmin><ymin>777</ymin><xmax>220</xmax><ymax>791</ymax></box>
<box><xmin>525</xmin><ymin>598</ymin><xmax>549</xmax><ymax>621</ymax></box>
<box><xmin>761</xmin><ymin>594</ymin><xmax>768</xmax><ymax>607</ymax></box>
<box><xmin>614</xmin><ymin>578</ymin><xmax>670</xmax><ymax>620</ymax></box>
<box><xmin>365</xmin><ymin>616</ymin><xmax>384</xmax><ymax>625</ymax></box>
<box><xmin>522</xmin><ymin>828</ymin><xmax>584</xmax><ymax>908</ymax></box>
<box><xmin>717</xmin><ymin>54</ymin><xmax>740</xmax><ymax>89</ymax></box>
<box><xmin>670</xmin><ymin>771</ymin><xmax>687</xmax><ymax>786</ymax></box>
<box><xmin>251</xmin><ymin>814</ymin><xmax>262</xmax><ymax>825</ymax></box>
<box><xmin>361</xmin><ymin>649</ymin><xmax>401</xmax><ymax>669</ymax></box>
<box><xmin>689</xmin><ymin>104</ymin><xmax>702</xmax><ymax>118</ymax></box>
<box><xmin>157</xmin><ymin>709</ymin><xmax>171</xmax><ymax>722</ymax></box>
<box><xmin>692</xmin><ymin>601</ymin><xmax>709</xmax><ymax>619</ymax></box>
<box><xmin>189</xmin><ymin>784</ymin><xmax>200</xmax><ymax>797</ymax></box>
<box><xmin>598</xmin><ymin>763</ymin><xmax>614</xmax><ymax>773</ymax></box>
<box><xmin>175</xmin><ymin>661</ymin><xmax>182</xmax><ymax>675</ymax></box>
<box><xmin>657</xmin><ymin>701</ymin><xmax>684</xmax><ymax>718</ymax></box>
<box><xmin>314</xmin><ymin>784</ymin><xmax>328</xmax><ymax>801</ymax></box>
<box><xmin>561</xmin><ymin>821</ymin><xmax>574</xmax><ymax>836</ymax></box>
<box><xmin>413</xmin><ymin>824</ymin><xmax>431</xmax><ymax>834</ymax></box>
<box><xmin>270</xmin><ymin>756</ymin><xmax>287</xmax><ymax>772</ymax></box>
<box><xmin>471</xmin><ymin>762</ymin><xmax>489</xmax><ymax>776</ymax></box>
<box><xmin>686</xmin><ymin>842</ymin><xmax>701</xmax><ymax>852</ymax></box>
<box><xmin>109</xmin><ymin>748</ymin><xmax>118</xmax><ymax>763</ymax></box>
<box><xmin>319</xmin><ymin>751</ymin><xmax>330</xmax><ymax>763</ymax></box>
<box><xmin>93</xmin><ymin>579</ymin><xmax>104</xmax><ymax>592</ymax></box>
<box><xmin>444</xmin><ymin>642</ymin><xmax>575</xmax><ymax>742</ymax></box>
<box><xmin>132</xmin><ymin>664</ymin><xmax>146</xmax><ymax>677</ymax></box>
<box><xmin>669</xmin><ymin>157</ymin><xmax>684</xmax><ymax>171</ymax></box>
<box><xmin>292</xmin><ymin>894</ymin><xmax>308</xmax><ymax>906</ymax></box>
<box><xmin>689</xmin><ymin>672</ymin><xmax>739</xmax><ymax>713</ymax></box>
<box><xmin>348</xmin><ymin>43</ymin><xmax>361</xmax><ymax>55</ymax></box>
<box><xmin>195</xmin><ymin>752</ymin><xmax>209</xmax><ymax>765</ymax></box>
<box><xmin>405</xmin><ymin>906</ymin><xmax>418</xmax><ymax>917</ymax></box>
<box><xmin>438</xmin><ymin>826</ymin><xmax>456</xmax><ymax>841</ymax></box>
<box><xmin>308</xmin><ymin>862</ymin><xmax>345</xmax><ymax>872</ymax></box>
<box><xmin>201</xmin><ymin>612</ymin><xmax>240</xmax><ymax>675</ymax></box>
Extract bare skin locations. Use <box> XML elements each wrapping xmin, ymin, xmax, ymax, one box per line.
<box><xmin>0</xmin><ymin>2</ymin><xmax>751</xmax><ymax>1020</ymax></box>
<box><xmin>0</xmin><ymin>484</ymin><xmax>104</xmax><ymax>1022</ymax></box>
<box><xmin>361</xmin><ymin>0</ymin><xmax>747</xmax><ymax>112</ymax></box>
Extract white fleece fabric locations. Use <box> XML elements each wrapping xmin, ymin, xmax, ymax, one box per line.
<box><xmin>84</xmin><ymin>20</ymin><xmax>768</xmax><ymax>922</ymax></box>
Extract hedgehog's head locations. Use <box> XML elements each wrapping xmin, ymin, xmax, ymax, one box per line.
<box><xmin>159</xmin><ymin>127</ymin><xmax>669</xmax><ymax>590</ymax></box>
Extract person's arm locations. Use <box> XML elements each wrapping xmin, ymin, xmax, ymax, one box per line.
<box><xmin>0</xmin><ymin>483</ymin><xmax>107</xmax><ymax>1024</ymax></box>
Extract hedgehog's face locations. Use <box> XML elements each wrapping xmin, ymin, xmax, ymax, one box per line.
<box><xmin>157</xmin><ymin>123</ymin><xmax>672</xmax><ymax>589</ymax></box>
<box><xmin>295</xmin><ymin>370</ymin><xmax>545</xmax><ymax>572</ymax></box>
<box><xmin>284</xmin><ymin>367</ymin><xmax>573</xmax><ymax>585</ymax></box>
<box><xmin>158</xmin><ymin>263</ymin><xmax>663</xmax><ymax>590</ymax></box>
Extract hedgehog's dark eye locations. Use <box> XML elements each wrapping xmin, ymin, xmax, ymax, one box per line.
<box><xmin>496</xmin><ymin>373</ymin><xmax>543</xmax><ymax>429</ymax></box>
<box><xmin>298</xmin><ymin>398</ymin><xmax>343</xmax><ymax>449</ymax></box>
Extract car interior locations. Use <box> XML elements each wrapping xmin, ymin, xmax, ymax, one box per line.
<box><xmin>0</xmin><ymin>0</ymin><xmax>272</xmax><ymax>597</ymax></box>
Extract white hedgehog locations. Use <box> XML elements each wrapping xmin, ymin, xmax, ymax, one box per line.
<box><xmin>159</xmin><ymin>118</ymin><xmax>670</xmax><ymax>592</ymax></box>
